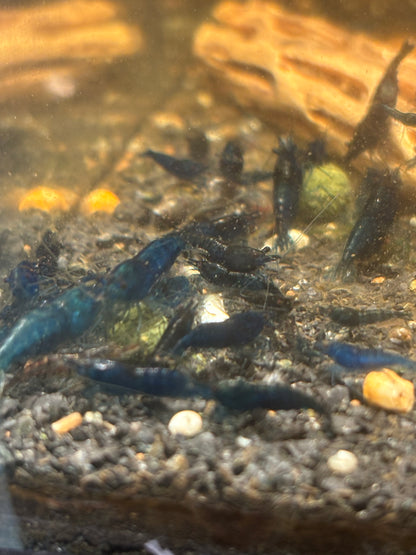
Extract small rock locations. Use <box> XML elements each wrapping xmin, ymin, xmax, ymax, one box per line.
<box><xmin>165</xmin><ymin>453</ymin><xmax>189</xmax><ymax>472</ymax></box>
<box><xmin>51</xmin><ymin>412</ymin><xmax>83</xmax><ymax>435</ymax></box>
<box><xmin>96</xmin><ymin>233</ymin><xmax>115</xmax><ymax>248</ymax></box>
<box><xmin>327</xmin><ymin>449</ymin><xmax>358</xmax><ymax>475</ymax></box>
<box><xmin>195</xmin><ymin>294</ymin><xmax>229</xmax><ymax>325</ymax></box>
<box><xmin>0</xmin><ymin>398</ymin><xmax>20</xmax><ymax>419</ymax></box>
<box><xmin>168</xmin><ymin>410</ymin><xmax>203</xmax><ymax>438</ymax></box>
<box><xmin>388</xmin><ymin>326</ymin><xmax>412</xmax><ymax>345</ymax></box>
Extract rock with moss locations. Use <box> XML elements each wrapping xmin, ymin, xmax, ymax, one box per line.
<box><xmin>299</xmin><ymin>163</ymin><xmax>352</xmax><ymax>224</ymax></box>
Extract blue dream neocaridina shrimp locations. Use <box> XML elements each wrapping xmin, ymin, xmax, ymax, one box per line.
<box><xmin>171</xmin><ymin>310</ymin><xmax>266</xmax><ymax>355</ymax></box>
<box><xmin>181</xmin><ymin>230</ymin><xmax>278</xmax><ymax>273</ymax></box>
<box><xmin>219</xmin><ymin>140</ymin><xmax>244</xmax><ymax>183</ymax></box>
<box><xmin>71</xmin><ymin>359</ymin><xmax>214</xmax><ymax>399</ymax></box>
<box><xmin>5</xmin><ymin>260</ymin><xmax>39</xmax><ymax>303</ymax></box>
<box><xmin>334</xmin><ymin>168</ymin><xmax>400</xmax><ymax>280</ymax></box>
<box><xmin>183</xmin><ymin>212</ymin><xmax>259</xmax><ymax>243</ymax></box>
<box><xmin>193</xmin><ymin>259</ymin><xmax>291</xmax><ymax>309</ymax></box>
<box><xmin>218</xmin><ymin>140</ymin><xmax>272</xmax><ymax>186</ymax></box>
<box><xmin>142</xmin><ymin>149</ymin><xmax>207</xmax><ymax>181</ymax></box>
<box><xmin>272</xmin><ymin>136</ymin><xmax>304</xmax><ymax>251</ymax></box>
<box><xmin>186</xmin><ymin>129</ymin><xmax>209</xmax><ymax>162</ymax></box>
<box><xmin>70</xmin><ymin>358</ymin><xmax>325</xmax><ymax>414</ymax></box>
<box><xmin>103</xmin><ymin>233</ymin><xmax>185</xmax><ymax>303</ymax></box>
<box><xmin>316</xmin><ymin>341</ymin><xmax>416</xmax><ymax>371</ymax></box>
<box><xmin>344</xmin><ymin>40</ymin><xmax>414</xmax><ymax>163</ymax></box>
<box><xmin>0</xmin><ymin>285</ymin><xmax>102</xmax><ymax>371</ymax></box>
<box><xmin>213</xmin><ymin>378</ymin><xmax>325</xmax><ymax>413</ymax></box>
<box><xmin>193</xmin><ymin>259</ymin><xmax>275</xmax><ymax>292</ymax></box>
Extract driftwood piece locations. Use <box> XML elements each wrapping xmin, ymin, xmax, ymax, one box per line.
<box><xmin>0</xmin><ymin>0</ymin><xmax>143</xmax><ymax>100</ymax></box>
<box><xmin>193</xmin><ymin>1</ymin><xmax>416</xmax><ymax>204</ymax></box>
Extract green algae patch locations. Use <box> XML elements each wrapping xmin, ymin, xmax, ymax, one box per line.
<box><xmin>299</xmin><ymin>163</ymin><xmax>352</xmax><ymax>223</ymax></box>
<box><xmin>108</xmin><ymin>302</ymin><xmax>169</xmax><ymax>356</ymax></box>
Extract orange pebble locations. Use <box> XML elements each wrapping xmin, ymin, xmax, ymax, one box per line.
<box><xmin>363</xmin><ymin>369</ymin><xmax>414</xmax><ymax>413</ymax></box>
<box><xmin>19</xmin><ymin>186</ymin><xmax>77</xmax><ymax>212</ymax></box>
<box><xmin>81</xmin><ymin>188</ymin><xmax>120</xmax><ymax>215</ymax></box>
<box><xmin>370</xmin><ymin>276</ymin><xmax>385</xmax><ymax>285</ymax></box>
<box><xmin>51</xmin><ymin>412</ymin><xmax>83</xmax><ymax>434</ymax></box>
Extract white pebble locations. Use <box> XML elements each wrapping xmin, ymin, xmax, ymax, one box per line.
<box><xmin>168</xmin><ymin>410</ymin><xmax>203</xmax><ymax>437</ymax></box>
<box><xmin>236</xmin><ymin>435</ymin><xmax>252</xmax><ymax>448</ymax></box>
<box><xmin>327</xmin><ymin>449</ymin><xmax>358</xmax><ymax>475</ymax></box>
<box><xmin>288</xmin><ymin>229</ymin><xmax>310</xmax><ymax>250</ymax></box>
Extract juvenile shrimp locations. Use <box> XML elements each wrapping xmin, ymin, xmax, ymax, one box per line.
<box><xmin>35</xmin><ymin>229</ymin><xmax>62</xmax><ymax>277</ymax></box>
<box><xmin>272</xmin><ymin>136</ymin><xmax>304</xmax><ymax>251</ymax></box>
<box><xmin>182</xmin><ymin>231</ymin><xmax>278</xmax><ymax>273</ymax></box>
<box><xmin>0</xmin><ymin>285</ymin><xmax>102</xmax><ymax>371</ymax></box>
<box><xmin>193</xmin><ymin>259</ymin><xmax>290</xmax><ymax>309</ymax></box>
<box><xmin>329</xmin><ymin>306</ymin><xmax>411</xmax><ymax>326</ymax></box>
<box><xmin>171</xmin><ymin>310</ymin><xmax>266</xmax><ymax>355</ymax></box>
<box><xmin>142</xmin><ymin>149</ymin><xmax>207</xmax><ymax>181</ymax></box>
<box><xmin>184</xmin><ymin>212</ymin><xmax>259</xmax><ymax>242</ymax></box>
<box><xmin>316</xmin><ymin>340</ymin><xmax>416</xmax><ymax>371</ymax></box>
<box><xmin>219</xmin><ymin>140</ymin><xmax>244</xmax><ymax>183</ymax></box>
<box><xmin>186</xmin><ymin>129</ymin><xmax>209</xmax><ymax>162</ymax></box>
<box><xmin>5</xmin><ymin>260</ymin><xmax>39</xmax><ymax>303</ymax></box>
<box><xmin>103</xmin><ymin>233</ymin><xmax>185</xmax><ymax>303</ymax></box>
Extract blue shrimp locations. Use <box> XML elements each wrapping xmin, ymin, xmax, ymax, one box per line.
<box><xmin>193</xmin><ymin>259</ymin><xmax>290</xmax><ymax>308</ymax></box>
<box><xmin>142</xmin><ymin>149</ymin><xmax>207</xmax><ymax>181</ymax></box>
<box><xmin>183</xmin><ymin>212</ymin><xmax>259</xmax><ymax>243</ymax></box>
<box><xmin>5</xmin><ymin>260</ymin><xmax>39</xmax><ymax>303</ymax></box>
<box><xmin>273</xmin><ymin>136</ymin><xmax>304</xmax><ymax>251</ymax></box>
<box><xmin>345</xmin><ymin>40</ymin><xmax>414</xmax><ymax>163</ymax></box>
<box><xmin>219</xmin><ymin>140</ymin><xmax>244</xmax><ymax>183</ymax></box>
<box><xmin>334</xmin><ymin>168</ymin><xmax>399</xmax><ymax>280</ymax></box>
<box><xmin>172</xmin><ymin>311</ymin><xmax>266</xmax><ymax>355</ymax></box>
<box><xmin>182</xmin><ymin>231</ymin><xmax>278</xmax><ymax>273</ymax></box>
<box><xmin>193</xmin><ymin>259</ymin><xmax>274</xmax><ymax>291</ymax></box>
<box><xmin>186</xmin><ymin>129</ymin><xmax>209</xmax><ymax>162</ymax></box>
<box><xmin>71</xmin><ymin>359</ymin><xmax>214</xmax><ymax>399</ymax></box>
<box><xmin>103</xmin><ymin>233</ymin><xmax>185</xmax><ymax>303</ymax></box>
<box><xmin>316</xmin><ymin>341</ymin><xmax>416</xmax><ymax>371</ymax></box>
<box><xmin>213</xmin><ymin>379</ymin><xmax>325</xmax><ymax>413</ymax></box>
<box><xmin>0</xmin><ymin>285</ymin><xmax>102</xmax><ymax>371</ymax></box>
<box><xmin>218</xmin><ymin>140</ymin><xmax>272</xmax><ymax>185</ymax></box>
<box><xmin>35</xmin><ymin>229</ymin><xmax>62</xmax><ymax>277</ymax></box>
<box><xmin>71</xmin><ymin>358</ymin><xmax>325</xmax><ymax>414</ymax></box>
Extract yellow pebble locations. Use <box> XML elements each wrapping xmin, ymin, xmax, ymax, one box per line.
<box><xmin>363</xmin><ymin>368</ymin><xmax>414</xmax><ymax>413</ymax></box>
<box><xmin>81</xmin><ymin>188</ymin><xmax>120</xmax><ymax>215</ymax></box>
<box><xmin>19</xmin><ymin>186</ymin><xmax>77</xmax><ymax>212</ymax></box>
<box><xmin>51</xmin><ymin>412</ymin><xmax>83</xmax><ymax>434</ymax></box>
